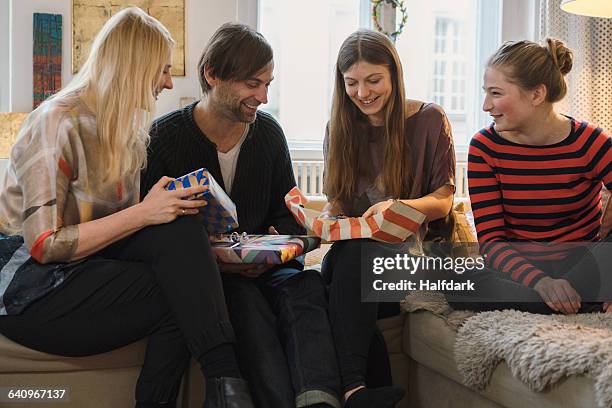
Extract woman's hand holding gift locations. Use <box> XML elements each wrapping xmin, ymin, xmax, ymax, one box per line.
<box><xmin>320</xmin><ymin>202</ymin><xmax>343</xmax><ymax>219</ymax></box>
<box><xmin>362</xmin><ymin>199</ymin><xmax>395</xmax><ymax>218</ymax></box>
<box><xmin>138</xmin><ymin>176</ymin><xmax>208</xmax><ymax>226</ymax></box>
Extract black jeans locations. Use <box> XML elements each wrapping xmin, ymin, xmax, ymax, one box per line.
<box><xmin>0</xmin><ymin>216</ymin><xmax>235</xmax><ymax>406</ymax></box>
<box><xmin>321</xmin><ymin>240</ymin><xmax>400</xmax><ymax>393</ymax></box>
<box><xmin>223</xmin><ymin>263</ymin><xmax>341</xmax><ymax>408</ymax></box>
<box><xmin>448</xmin><ymin>235</ymin><xmax>612</xmax><ymax>314</ymax></box>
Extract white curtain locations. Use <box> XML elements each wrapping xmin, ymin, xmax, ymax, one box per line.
<box><xmin>540</xmin><ymin>0</ymin><xmax>612</xmax><ymax>131</ymax></box>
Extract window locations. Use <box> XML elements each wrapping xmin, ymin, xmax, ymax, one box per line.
<box><xmin>258</xmin><ymin>0</ymin><xmax>503</xmax><ymax>159</ymax></box>
<box><xmin>431</xmin><ymin>18</ymin><xmax>467</xmax><ymax>113</ymax></box>
<box><xmin>258</xmin><ymin>0</ymin><xmax>370</xmax><ymax>153</ymax></box>
<box><xmin>396</xmin><ymin>0</ymin><xmax>502</xmax><ymax>155</ymax></box>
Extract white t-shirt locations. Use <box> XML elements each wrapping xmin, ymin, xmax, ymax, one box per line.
<box><xmin>217</xmin><ymin>124</ymin><xmax>249</xmax><ymax>193</ymax></box>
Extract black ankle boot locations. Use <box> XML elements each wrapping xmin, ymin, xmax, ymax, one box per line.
<box><xmin>203</xmin><ymin>377</ymin><xmax>255</xmax><ymax>408</ymax></box>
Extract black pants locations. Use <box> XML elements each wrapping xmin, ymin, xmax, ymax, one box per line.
<box><xmin>449</xmin><ymin>235</ymin><xmax>612</xmax><ymax>314</ymax></box>
<box><xmin>0</xmin><ymin>216</ymin><xmax>235</xmax><ymax>405</ymax></box>
<box><xmin>321</xmin><ymin>240</ymin><xmax>399</xmax><ymax>393</ymax></box>
<box><xmin>223</xmin><ymin>266</ymin><xmax>341</xmax><ymax>408</ymax></box>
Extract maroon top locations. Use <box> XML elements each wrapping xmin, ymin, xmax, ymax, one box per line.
<box><xmin>324</xmin><ymin>102</ymin><xmax>456</xmax><ymax>238</ymax></box>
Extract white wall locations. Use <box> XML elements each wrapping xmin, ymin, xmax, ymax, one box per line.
<box><xmin>501</xmin><ymin>0</ymin><xmax>540</xmax><ymax>42</ymax></box>
<box><xmin>6</xmin><ymin>0</ymin><xmax>247</xmax><ymax>115</ymax></box>
<box><xmin>1</xmin><ymin>0</ymin><xmax>12</xmax><ymax>111</ymax></box>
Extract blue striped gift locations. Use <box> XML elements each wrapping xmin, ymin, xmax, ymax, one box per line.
<box><xmin>166</xmin><ymin>168</ymin><xmax>239</xmax><ymax>233</ymax></box>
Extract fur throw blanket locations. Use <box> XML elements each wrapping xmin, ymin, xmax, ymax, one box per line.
<box><xmin>403</xmin><ymin>292</ymin><xmax>612</xmax><ymax>408</ymax></box>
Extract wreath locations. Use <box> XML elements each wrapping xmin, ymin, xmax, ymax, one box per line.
<box><xmin>371</xmin><ymin>0</ymin><xmax>408</xmax><ymax>41</ymax></box>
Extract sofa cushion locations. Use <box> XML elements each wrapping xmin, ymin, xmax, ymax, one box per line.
<box><xmin>0</xmin><ymin>333</ymin><xmax>147</xmax><ymax>373</ymax></box>
<box><xmin>403</xmin><ymin>310</ymin><xmax>597</xmax><ymax>408</ymax></box>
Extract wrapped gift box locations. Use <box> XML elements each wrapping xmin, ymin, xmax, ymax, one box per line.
<box><xmin>284</xmin><ymin>187</ymin><xmax>426</xmax><ymax>243</ymax></box>
<box><xmin>166</xmin><ymin>168</ymin><xmax>238</xmax><ymax>233</ymax></box>
<box><xmin>211</xmin><ymin>234</ymin><xmax>321</xmax><ymax>264</ymax></box>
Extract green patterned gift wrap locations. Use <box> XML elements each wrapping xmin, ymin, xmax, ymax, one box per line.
<box><xmin>166</xmin><ymin>168</ymin><xmax>238</xmax><ymax>233</ymax></box>
<box><xmin>211</xmin><ymin>235</ymin><xmax>321</xmax><ymax>264</ymax></box>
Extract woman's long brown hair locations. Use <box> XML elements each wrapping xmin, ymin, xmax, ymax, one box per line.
<box><xmin>325</xmin><ymin>29</ymin><xmax>411</xmax><ymax>208</ymax></box>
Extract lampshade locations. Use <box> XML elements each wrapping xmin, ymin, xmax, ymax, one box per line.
<box><xmin>560</xmin><ymin>0</ymin><xmax>612</xmax><ymax>18</ymax></box>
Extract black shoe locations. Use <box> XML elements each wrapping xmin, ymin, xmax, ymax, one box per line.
<box><xmin>203</xmin><ymin>377</ymin><xmax>255</xmax><ymax>408</ymax></box>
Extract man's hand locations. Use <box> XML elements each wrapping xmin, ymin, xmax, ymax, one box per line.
<box><xmin>219</xmin><ymin>263</ymin><xmax>271</xmax><ymax>278</ymax></box>
<box><xmin>603</xmin><ymin>302</ymin><xmax>612</xmax><ymax>313</ymax></box>
<box><xmin>218</xmin><ymin>226</ymin><xmax>280</xmax><ymax>278</ymax></box>
<box><xmin>534</xmin><ymin>277</ymin><xmax>581</xmax><ymax>314</ymax></box>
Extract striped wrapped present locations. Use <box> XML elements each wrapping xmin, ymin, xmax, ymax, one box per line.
<box><xmin>166</xmin><ymin>168</ymin><xmax>238</xmax><ymax>233</ymax></box>
<box><xmin>284</xmin><ymin>187</ymin><xmax>426</xmax><ymax>243</ymax></box>
<box><xmin>211</xmin><ymin>234</ymin><xmax>321</xmax><ymax>264</ymax></box>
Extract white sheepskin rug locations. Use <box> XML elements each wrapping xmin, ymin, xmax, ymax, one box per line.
<box><xmin>454</xmin><ymin>310</ymin><xmax>612</xmax><ymax>408</ymax></box>
<box><xmin>403</xmin><ymin>291</ymin><xmax>612</xmax><ymax>408</ymax></box>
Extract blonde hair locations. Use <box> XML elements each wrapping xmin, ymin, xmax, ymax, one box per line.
<box><xmin>487</xmin><ymin>38</ymin><xmax>573</xmax><ymax>103</ymax></box>
<box><xmin>325</xmin><ymin>29</ymin><xmax>409</xmax><ymax>208</ymax></box>
<box><xmin>50</xmin><ymin>7</ymin><xmax>174</xmax><ymax>182</ymax></box>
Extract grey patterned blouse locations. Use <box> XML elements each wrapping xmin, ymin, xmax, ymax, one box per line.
<box><xmin>0</xmin><ymin>95</ymin><xmax>139</xmax><ymax>315</ymax></box>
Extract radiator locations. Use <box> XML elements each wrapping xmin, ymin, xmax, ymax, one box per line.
<box><xmin>292</xmin><ymin>160</ymin><xmax>469</xmax><ymax>199</ymax></box>
<box><xmin>292</xmin><ymin>160</ymin><xmax>325</xmax><ymax>196</ymax></box>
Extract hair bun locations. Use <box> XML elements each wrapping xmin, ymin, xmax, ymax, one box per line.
<box><xmin>546</xmin><ymin>37</ymin><xmax>573</xmax><ymax>75</ymax></box>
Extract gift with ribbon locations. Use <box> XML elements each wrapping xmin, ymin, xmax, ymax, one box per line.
<box><xmin>166</xmin><ymin>168</ymin><xmax>239</xmax><ymax>233</ymax></box>
<box><xmin>210</xmin><ymin>233</ymin><xmax>321</xmax><ymax>264</ymax></box>
<box><xmin>284</xmin><ymin>187</ymin><xmax>426</xmax><ymax>242</ymax></box>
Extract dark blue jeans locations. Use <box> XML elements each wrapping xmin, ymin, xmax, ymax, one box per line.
<box><xmin>222</xmin><ymin>261</ymin><xmax>341</xmax><ymax>408</ymax></box>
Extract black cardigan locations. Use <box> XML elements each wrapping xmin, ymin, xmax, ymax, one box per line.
<box><xmin>141</xmin><ymin>102</ymin><xmax>305</xmax><ymax>235</ymax></box>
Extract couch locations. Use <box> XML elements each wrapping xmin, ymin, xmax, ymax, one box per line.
<box><xmin>0</xmin><ymin>180</ymin><xmax>598</xmax><ymax>408</ymax></box>
<box><xmin>300</xmin><ymin>198</ymin><xmax>598</xmax><ymax>408</ymax></box>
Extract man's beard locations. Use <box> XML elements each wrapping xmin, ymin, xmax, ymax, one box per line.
<box><xmin>229</xmin><ymin>102</ymin><xmax>257</xmax><ymax>123</ymax></box>
<box><xmin>216</xmin><ymin>86</ymin><xmax>257</xmax><ymax>123</ymax></box>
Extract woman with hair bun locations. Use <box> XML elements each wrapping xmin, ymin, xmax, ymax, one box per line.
<box><xmin>466</xmin><ymin>38</ymin><xmax>612</xmax><ymax>315</ymax></box>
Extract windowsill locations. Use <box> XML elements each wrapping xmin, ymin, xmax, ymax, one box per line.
<box><xmin>288</xmin><ymin>141</ymin><xmax>324</xmax><ymax>161</ymax></box>
<box><xmin>289</xmin><ymin>143</ymin><xmax>469</xmax><ymax>163</ymax></box>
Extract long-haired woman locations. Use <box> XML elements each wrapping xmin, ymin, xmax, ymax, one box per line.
<box><xmin>0</xmin><ymin>8</ymin><xmax>253</xmax><ymax>408</ymax></box>
<box><xmin>322</xmin><ymin>29</ymin><xmax>456</xmax><ymax>408</ymax></box>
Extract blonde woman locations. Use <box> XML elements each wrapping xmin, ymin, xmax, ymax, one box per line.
<box><xmin>0</xmin><ymin>8</ymin><xmax>254</xmax><ymax>408</ymax></box>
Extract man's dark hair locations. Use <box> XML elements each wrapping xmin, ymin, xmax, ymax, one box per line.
<box><xmin>198</xmin><ymin>23</ymin><xmax>273</xmax><ymax>94</ymax></box>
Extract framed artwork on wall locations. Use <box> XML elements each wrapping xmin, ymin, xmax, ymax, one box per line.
<box><xmin>72</xmin><ymin>0</ymin><xmax>185</xmax><ymax>76</ymax></box>
<box><xmin>33</xmin><ymin>13</ymin><xmax>62</xmax><ymax>109</ymax></box>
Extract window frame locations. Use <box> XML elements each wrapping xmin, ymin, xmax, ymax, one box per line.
<box><xmin>246</xmin><ymin>0</ymin><xmax>539</xmax><ymax>162</ymax></box>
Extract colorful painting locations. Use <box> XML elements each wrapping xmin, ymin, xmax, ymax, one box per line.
<box><xmin>33</xmin><ymin>13</ymin><xmax>62</xmax><ymax>109</ymax></box>
<box><xmin>72</xmin><ymin>0</ymin><xmax>185</xmax><ymax>76</ymax></box>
